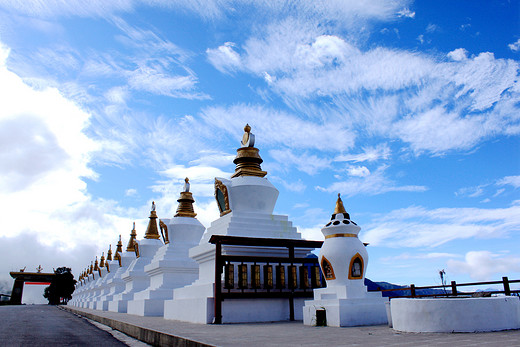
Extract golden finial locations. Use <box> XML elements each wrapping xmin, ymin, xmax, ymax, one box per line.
<box><xmin>232</xmin><ymin>124</ymin><xmax>267</xmax><ymax>178</ymax></box>
<box><xmin>175</xmin><ymin>177</ymin><xmax>197</xmax><ymax>218</ymax></box>
<box><xmin>126</xmin><ymin>223</ymin><xmax>137</xmax><ymax>252</ymax></box>
<box><xmin>107</xmin><ymin>245</ymin><xmax>112</xmax><ymax>261</ymax></box>
<box><xmin>100</xmin><ymin>252</ymin><xmax>105</xmax><ymax>267</ymax></box>
<box><xmin>94</xmin><ymin>257</ymin><xmax>99</xmax><ymax>271</ymax></box>
<box><xmin>144</xmin><ymin>201</ymin><xmax>161</xmax><ymax>240</ymax></box>
<box><xmin>116</xmin><ymin>235</ymin><xmax>123</xmax><ymax>254</ymax></box>
<box><xmin>334</xmin><ymin>193</ymin><xmax>347</xmax><ymax>214</ymax></box>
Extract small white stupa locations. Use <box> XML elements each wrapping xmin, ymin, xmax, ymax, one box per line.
<box><xmin>108</xmin><ymin>203</ymin><xmax>163</xmax><ymax>313</ymax></box>
<box><xmin>164</xmin><ymin>125</ymin><xmax>312</xmax><ymax>324</ymax></box>
<box><xmin>127</xmin><ymin>178</ymin><xmax>205</xmax><ymax>316</ymax></box>
<box><xmin>303</xmin><ymin>194</ymin><xmax>388</xmax><ymax>327</ymax></box>
<box><xmin>92</xmin><ymin>243</ymin><xmax>121</xmax><ymax>310</ymax></box>
<box><xmin>97</xmin><ymin>233</ymin><xmax>137</xmax><ymax>310</ymax></box>
<box><xmin>86</xmin><ymin>252</ymin><xmax>109</xmax><ymax>309</ymax></box>
<box><xmin>80</xmin><ymin>258</ymin><xmax>101</xmax><ymax>308</ymax></box>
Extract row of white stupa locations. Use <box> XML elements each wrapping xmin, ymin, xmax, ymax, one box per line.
<box><xmin>69</xmin><ymin>125</ymin><xmax>388</xmax><ymax>326</ymax></box>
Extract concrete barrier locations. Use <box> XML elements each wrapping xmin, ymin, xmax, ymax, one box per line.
<box><xmin>391</xmin><ymin>296</ymin><xmax>520</xmax><ymax>333</ymax></box>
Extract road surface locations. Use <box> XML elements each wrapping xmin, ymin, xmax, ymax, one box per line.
<box><xmin>0</xmin><ymin>305</ymin><xmax>129</xmax><ymax>346</ymax></box>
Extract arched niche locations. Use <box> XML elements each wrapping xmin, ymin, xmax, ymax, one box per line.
<box><xmin>348</xmin><ymin>253</ymin><xmax>364</xmax><ymax>280</ymax></box>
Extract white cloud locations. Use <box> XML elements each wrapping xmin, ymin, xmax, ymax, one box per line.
<box><xmin>0</xmin><ymin>1</ymin><xmax>410</xmax><ymax>23</ymax></box>
<box><xmin>335</xmin><ymin>144</ymin><xmax>391</xmax><ymax>162</ymax></box>
<box><xmin>382</xmin><ymin>252</ymin><xmax>463</xmax><ymax>261</ymax></box>
<box><xmin>363</xmin><ymin>203</ymin><xmax>520</xmax><ymax>248</ymax></box>
<box><xmin>426</xmin><ymin>23</ymin><xmax>438</xmax><ymax>33</ymax></box>
<box><xmin>448</xmin><ymin>251</ymin><xmax>520</xmax><ymax>280</ymax></box>
<box><xmin>207</xmin><ymin>21</ymin><xmax>520</xmax><ymax>156</ymax></box>
<box><xmin>497</xmin><ymin>175</ymin><xmax>520</xmax><ymax>188</ymax></box>
<box><xmin>269</xmin><ymin>150</ymin><xmax>331</xmax><ymax>175</ymax></box>
<box><xmin>346</xmin><ymin>165</ymin><xmax>370</xmax><ymax>177</ymax></box>
<box><xmin>447</xmin><ymin>48</ymin><xmax>468</xmax><ymax>61</ymax></box>
<box><xmin>206</xmin><ymin>42</ymin><xmax>242</xmax><ymax>73</ymax></box>
<box><xmin>316</xmin><ymin>165</ymin><xmax>427</xmax><ymax>196</ymax></box>
<box><xmin>270</xmin><ymin>176</ymin><xmax>306</xmax><ymax>193</ymax></box>
<box><xmin>0</xmin><ymin>41</ymin><xmax>154</xmax><ymax>286</ymax></box>
<box><xmin>125</xmin><ymin>188</ymin><xmax>138</xmax><ymax>197</ymax></box>
<box><xmin>397</xmin><ymin>8</ymin><xmax>415</xmax><ymax>18</ymax></box>
<box><xmin>455</xmin><ymin>185</ymin><xmax>486</xmax><ymax>198</ymax></box>
<box><xmin>201</xmin><ymin>104</ymin><xmax>355</xmax><ymax>151</ymax></box>
<box><xmin>508</xmin><ymin>38</ymin><xmax>520</xmax><ymax>52</ymax></box>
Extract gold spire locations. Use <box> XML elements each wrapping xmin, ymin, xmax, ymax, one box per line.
<box><xmin>231</xmin><ymin>124</ymin><xmax>267</xmax><ymax>178</ymax></box>
<box><xmin>100</xmin><ymin>252</ymin><xmax>105</xmax><ymax>268</ymax></box>
<box><xmin>334</xmin><ymin>193</ymin><xmax>346</xmax><ymax>214</ymax></box>
<box><xmin>107</xmin><ymin>245</ymin><xmax>112</xmax><ymax>261</ymax></box>
<box><xmin>94</xmin><ymin>257</ymin><xmax>99</xmax><ymax>271</ymax></box>
<box><xmin>89</xmin><ymin>262</ymin><xmax>93</xmax><ymax>275</ymax></box>
<box><xmin>333</xmin><ymin>193</ymin><xmax>350</xmax><ymax>219</ymax></box>
<box><xmin>126</xmin><ymin>222</ymin><xmax>137</xmax><ymax>252</ymax></box>
<box><xmin>144</xmin><ymin>201</ymin><xmax>161</xmax><ymax>239</ymax></box>
<box><xmin>174</xmin><ymin>178</ymin><xmax>197</xmax><ymax>218</ymax></box>
<box><xmin>116</xmin><ymin>235</ymin><xmax>123</xmax><ymax>254</ymax></box>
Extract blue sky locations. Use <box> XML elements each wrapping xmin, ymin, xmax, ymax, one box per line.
<box><xmin>0</xmin><ymin>1</ymin><xmax>519</xmax><ymax>301</ymax></box>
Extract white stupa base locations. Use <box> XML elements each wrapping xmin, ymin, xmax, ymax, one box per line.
<box><xmin>127</xmin><ymin>288</ymin><xmax>175</xmax><ymax>316</ymax></box>
<box><xmin>127</xmin><ymin>298</ymin><xmax>168</xmax><ymax>317</ymax></box>
<box><xmin>391</xmin><ymin>297</ymin><xmax>520</xmax><ymax>333</ymax></box>
<box><xmin>165</xmin><ymin>295</ymin><xmax>306</xmax><ymax>324</ymax></box>
<box><xmin>107</xmin><ymin>299</ymin><xmax>130</xmax><ymax>313</ymax></box>
<box><xmin>95</xmin><ymin>300</ymin><xmax>109</xmax><ymax>311</ymax></box>
<box><xmin>303</xmin><ymin>287</ymin><xmax>388</xmax><ymax>327</ymax></box>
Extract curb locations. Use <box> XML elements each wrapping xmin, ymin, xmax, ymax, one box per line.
<box><xmin>61</xmin><ymin>306</ymin><xmax>215</xmax><ymax>347</ymax></box>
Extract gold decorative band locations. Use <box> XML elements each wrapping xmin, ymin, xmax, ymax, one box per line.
<box><xmin>325</xmin><ymin>233</ymin><xmax>357</xmax><ymax>239</ymax></box>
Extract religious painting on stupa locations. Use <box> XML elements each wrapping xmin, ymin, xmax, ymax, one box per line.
<box><xmin>321</xmin><ymin>256</ymin><xmax>336</xmax><ymax>280</ymax></box>
<box><xmin>214</xmin><ymin>178</ymin><xmax>231</xmax><ymax>216</ymax></box>
<box><xmin>348</xmin><ymin>253</ymin><xmax>364</xmax><ymax>280</ymax></box>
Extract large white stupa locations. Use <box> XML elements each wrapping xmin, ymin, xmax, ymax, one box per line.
<box><xmin>303</xmin><ymin>194</ymin><xmax>388</xmax><ymax>327</ymax></box>
<box><xmin>164</xmin><ymin>125</ymin><xmax>313</xmax><ymax>324</ymax></box>
<box><xmin>127</xmin><ymin>178</ymin><xmax>205</xmax><ymax>316</ymax></box>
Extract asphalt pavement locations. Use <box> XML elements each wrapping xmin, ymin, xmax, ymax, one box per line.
<box><xmin>0</xmin><ymin>305</ymin><xmax>130</xmax><ymax>347</ymax></box>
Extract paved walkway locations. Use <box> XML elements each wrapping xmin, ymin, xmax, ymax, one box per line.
<box><xmin>0</xmin><ymin>305</ymin><xmax>128</xmax><ymax>347</ymax></box>
<box><xmin>63</xmin><ymin>306</ymin><xmax>520</xmax><ymax>346</ymax></box>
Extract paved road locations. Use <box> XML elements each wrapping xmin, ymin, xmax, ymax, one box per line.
<box><xmin>0</xmin><ymin>305</ymin><xmax>129</xmax><ymax>347</ymax></box>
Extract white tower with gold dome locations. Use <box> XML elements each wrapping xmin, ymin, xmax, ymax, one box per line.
<box><xmin>127</xmin><ymin>179</ymin><xmax>205</xmax><ymax>317</ymax></box>
<box><xmin>164</xmin><ymin>125</ymin><xmax>313</xmax><ymax>324</ymax></box>
<box><xmin>303</xmin><ymin>195</ymin><xmax>388</xmax><ymax>327</ymax></box>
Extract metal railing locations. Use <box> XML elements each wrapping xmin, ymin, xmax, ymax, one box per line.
<box><xmin>374</xmin><ymin>277</ymin><xmax>520</xmax><ymax>298</ymax></box>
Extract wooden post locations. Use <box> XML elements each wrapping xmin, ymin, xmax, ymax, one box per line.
<box><xmin>503</xmin><ymin>276</ymin><xmax>511</xmax><ymax>296</ymax></box>
<box><xmin>214</xmin><ymin>241</ymin><xmax>222</xmax><ymax>324</ymax></box>
<box><xmin>451</xmin><ymin>281</ymin><xmax>457</xmax><ymax>296</ymax></box>
<box><xmin>289</xmin><ymin>292</ymin><xmax>295</xmax><ymax>321</ymax></box>
<box><xmin>410</xmin><ymin>284</ymin><xmax>416</xmax><ymax>298</ymax></box>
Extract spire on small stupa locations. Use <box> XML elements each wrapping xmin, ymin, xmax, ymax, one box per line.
<box><xmin>89</xmin><ymin>262</ymin><xmax>94</xmax><ymax>274</ymax></box>
<box><xmin>116</xmin><ymin>235</ymin><xmax>123</xmax><ymax>254</ymax></box>
<box><xmin>144</xmin><ymin>201</ymin><xmax>161</xmax><ymax>240</ymax></box>
<box><xmin>94</xmin><ymin>257</ymin><xmax>99</xmax><ymax>271</ymax></box>
<box><xmin>174</xmin><ymin>178</ymin><xmax>197</xmax><ymax>218</ymax></box>
<box><xmin>107</xmin><ymin>245</ymin><xmax>112</xmax><ymax>261</ymax></box>
<box><xmin>126</xmin><ymin>222</ymin><xmax>137</xmax><ymax>252</ymax></box>
<box><xmin>333</xmin><ymin>193</ymin><xmax>350</xmax><ymax>219</ymax></box>
<box><xmin>231</xmin><ymin>124</ymin><xmax>267</xmax><ymax>178</ymax></box>
<box><xmin>99</xmin><ymin>252</ymin><xmax>105</xmax><ymax>268</ymax></box>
